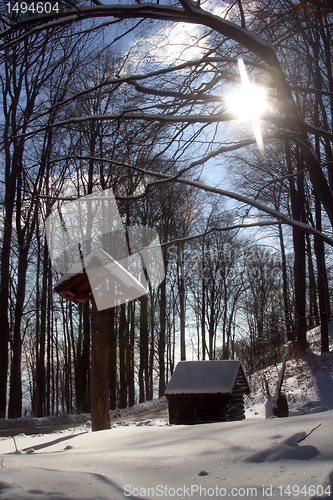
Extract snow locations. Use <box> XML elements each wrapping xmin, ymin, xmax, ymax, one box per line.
<box><xmin>1</xmin><ymin>325</ymin><xmax>333</xmax><ymax>500</ymax></box>
<box><xmin>165</xmin><ymin>360</ymin><xmax>249</xmax><ymax>395</ymax></box>
<box><xmin>245</xmin><ymin>322</ymin><xmax>333</xmax><ymax>420</ymax></box>
<box><xmin>1</xmin><ymin>411</ymin><xmax>332</xmax><ymax>499</ymax></box>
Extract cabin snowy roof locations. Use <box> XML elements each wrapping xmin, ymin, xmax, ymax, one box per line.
<box><xmin>165</xmin><ymin>360</ymin><xmax>250</xmax><ymax>396</ymax></box>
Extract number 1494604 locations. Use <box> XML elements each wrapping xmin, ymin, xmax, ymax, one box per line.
<box><xmin>6</xmin><ymin>2</ymin><xmax>59</xmax><ymax>14</ymax></box>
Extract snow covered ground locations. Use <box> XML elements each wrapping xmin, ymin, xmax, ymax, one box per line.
<box><xmin>1</xmin><ymin>325</ymin><xmax>333</xmax><ymax>500</ymax></box>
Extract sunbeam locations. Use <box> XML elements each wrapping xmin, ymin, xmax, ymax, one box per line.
<box><xmin>226</xmin><ymin>58</ymin><xmax>267</xmax><ymax>154</ymax></box>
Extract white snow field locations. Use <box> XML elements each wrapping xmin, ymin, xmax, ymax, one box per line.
<box><xmin>1</xmin><ymin>324</ymin><xmax>333</xmax><ymax>500</ymax></box>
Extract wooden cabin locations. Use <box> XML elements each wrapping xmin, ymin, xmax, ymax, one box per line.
<box><xmin>165</xmin><ymin>360</ymin><xmax>250</xmax><ymax>425</ymax></box>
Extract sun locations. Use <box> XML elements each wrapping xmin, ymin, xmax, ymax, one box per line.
<box><xmin>226</xmin><ymin>58</ymin><xmax>267</xmax><ymax>154</ymax></box>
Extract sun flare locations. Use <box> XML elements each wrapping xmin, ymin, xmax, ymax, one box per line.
<box><xmin>226</xmin><ymin>58</ymin><xmax>267</xmax><ymax>154</ymax></box>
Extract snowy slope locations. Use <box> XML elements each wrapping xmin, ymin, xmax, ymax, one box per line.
<box><xmin>246</xmin><ymin>322</ymin><xmax>333</xmax><ymax>419</ymax></box>
<box><xmin>1</xmin><ymin>324</ymin><xmax>333</xmax><ymax>500</ymax></box>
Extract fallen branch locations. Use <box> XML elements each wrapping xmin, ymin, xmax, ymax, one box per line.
<box><xmin>297</xmin><ymin>423</ymin><xmax>322</xmax><ymax>443</ymax></box>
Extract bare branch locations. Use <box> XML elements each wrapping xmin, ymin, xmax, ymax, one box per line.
<box><xmin>297</xmin><ymin>424</ymin><xmax>322</xmax><ymax>443</ymax></box>
<box><xmin>36</xmin><ymin>55</ymin><xmax>272</xmax><ymax>119</ymax></box>
<box><xmin>45</xmin><ymin>155</ymin><xmax>333</xmax><ymax>247</ymax></box>
<box><xmin>126</xmin><ymin>80</ymin><xmax>223</xmax><ymax>102</ymax></box>
<box><xmin>290</xmin><ymin>85</ymin><xmax>333</xmax><ymax>98</ymax></box>
<box><xmin>0</xmin><ymin>3</ymin><xmax>280</xmax><ymax>67</ymax></box>
<box><xmin>304</xmin><ymin>124</ymin><xmax>333</xmax><ymax>142</ymax></box>
<box><xmin>19</xmin><ymin>112</ymin><xmax>285</xmax><ymax>139</ymax></box>
<box><xmin>161</xmin><ymin>221</ymin><xmax>281</xmax><ymax>248</ymax></box>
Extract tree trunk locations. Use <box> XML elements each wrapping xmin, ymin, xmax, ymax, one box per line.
<box><xmin>286</xmin><ymin>145</ymin><xmax>307</xmax><ymax>350</ymax></box>
<box><xmin>91</xmin><ymin>299</ymin><xmax>111</xmax><ymax>432</ymax></box>
<box><xmin>312</xmin><ymin>41</ymin><xmax>331</xmax><ymax>353</ymax></box>
<box><xmin>128</xmin><ymin>302</ymin><xmax>135</xmax><ymax>407</ymax></box>
<box><xmin>293</xmin><ymin>228</ymin><xmax>306</xmax><ymax>350</ymax></box>
<box><xmin>278</xmin><ymin>225</ymin><xmax>293</xmax><ymax>342</ymax></box>
<box><xmin>35</xmin><ymin>238</ymin><xmax>49</xmax><ymax>417</ymax></box>
<box><xmin>305</xmin><ymin>234</ymin><xmax>319</xmax><ymax>329</ymax></box>
<box><xmin>76</xmin><ymin>302</ymin><xmax>90</xmax><ymax>413</ymax></box>
<box><xmin>46</xmin><ymin>263</ymin><xmax>52</xmax><ymax>416</ymax></box>
<box><xmin>0</xmin><ymin>146</ymin><xmax>18</xmax><ymax>418</ymax></box>
<box><xmin>108</xmin><ymin>307</ymin><xmax>117</xmax><ymax>410</ymax></box>
<box><xmin>8</xmin><ymin>245</ymin><xmax>29</xmax><ymax>418</ymax></box>
<box><xmin>119</xmin><ymin>303</ymin><xmax>127</xmax><ymax>409</ymax></box>
<box><xmin>139</xmin><ymin>296</ymin><xmax>148</xmax><ymax>403</ymax></box>
<box><xmin>178</xmin><ymin>250</ymin><xmax>186</xmax><ymax>360</ymax></box>
<box><xmin>148</xmin><ymin>299</ymin><xmax>154</xmax><ymax>401</ymax></box>
<box><xmin>126</xmin><ymin>303</ymin><xmax>133</xmax><ymax>403</ymax></box>
<box><xmin>159</xmin><ymin>279</ymin><xmax>166</xmax><ymax>397</ymax></box>
<box><xmin>201</xmin><ymin>265</ymin><xmax>206</xmax><ymax>360</ymax></box>
<box><xmin>314</xmin><ymin>195</ymin><xmax>329</xmax><ymax>353</ymax></box>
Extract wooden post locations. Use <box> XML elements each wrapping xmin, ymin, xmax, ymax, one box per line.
<box><xmin>91</xmin><ymin>298</ymin><xmax>111</xmax><ymax>431</ymax></box>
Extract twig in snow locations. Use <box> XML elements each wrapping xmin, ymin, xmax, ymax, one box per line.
<box><xmin>3</xmin><ymin>418</ymin><xmax>21</xmax><ymax>453</ymax></box>
<box><xmin>12</xmin><ymin>435</ymin><xmax>19</xmax><ymax>453</ymax></box>
<box><xmin>297</xmin><ymin>423</ymin><xmax>322</xmax><ymax>443</ymax></box>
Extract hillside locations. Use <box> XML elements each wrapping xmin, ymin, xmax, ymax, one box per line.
<box><xmin>246</xmin><ymin>322</ymin><xmax>333</xmax><ymax>419</ymax></box>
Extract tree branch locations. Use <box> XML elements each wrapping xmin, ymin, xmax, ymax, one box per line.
<box><xmin>25</xmin><ymin>54</ymin><xmax>271</xmax><ymax>120</ymax></box>
<box><xmin>297</xmin><ymin>423</ymin><xmax>322</xmax><ymax>443</ymax></box>
<box><xmin>290</xmin><ymin>85</ymin><xmax>333</xmax><ymax>98</ymax></box>
<box><xmin>45</xmin><ymin>155</ymin><xmax>333</xmax><ymax>247</ymax></box>
<box><xmin>161</xmin><ymin>221</ymin><xmax>281</xmax><ymax>248</ymax></box>
<box><xmin>18</xmin><ymin>112</ymin><xmax>286</xmax><ymax>139</ymax></box>
<box><xmin>304</xmin><ymin>123</ymin><xmax>333</xmax><ymax>142</ymax></box>
<box><xmin>0</xmin><ymin>2</ymin><xmax>280</xmax><ymax>67</ymax></box>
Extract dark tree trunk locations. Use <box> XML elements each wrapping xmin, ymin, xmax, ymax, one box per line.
<box><xmin>208</xmin><ymin>305</ymin><xmax>215</xmax><ymax>360</ymax></box>
<box><xmin>128</xmin><ymin>302</ymin><xmax>135</xmax><ymax>406</ymax></box>
<box><xmin>0</xmin><ymin>144</ymin><xmax>20</xmax><ymax>418</ymax></box>
<box><xmin>305</xmin><ymin>235</ymin><xmax>319</xmax><ymax>329</ymax></box>
<box><xmin>278</xmin><ymin>225</ymin><xmax>293</xmax><ymax>342</ymax></box>
<box><xmin>201</xmin><ymin>274</ymin><xmax>206</xmax><ymax>360</ymax></box>
<box><xmin>119</xmin><ymin>303</ymin><xmax>127</xmax><ymax>409</ymax></box>
<box><xmin>75</xmin><ymin>310</ymin><xmax>83</xmax><ymax>413</ymax></box>
<box><xmin>65</xmin><ymin>303</ymin><xmax>73</xmax><ymax>414</ymax></box>
<box><xmin>159</xmin><ymin>279</ymin><xmax>166</xmax><ymax>397</ymax></box>
<box><xmin>286</xmin><ymin>145</ymin><xmax>307</xmax><ymax>350</ymax></box>
<box><xmin>293</xmin><ymin>227</ymin><xmax>306</xmax><ymax>350</ymax></box>
<box><xmin>147</xmin><ymin>299</ymin><xmax>154</xmax><ymax>401</ymax></box>
<box><xmin>314</xmin><ymin>195</ymin><xmax>330</xmax><ymax>353</ymax></box>
<box><xmin>91</xmin><ymin>299</ymin><xmax>111</xmax><ymax>432</ymax></box>
<box><xmin>76</xmin><ymin>303</ymin><xmax>91</xmax><ymax>413</ymax></box>
<box><xmin>108</xmin><ymin>307</ymin><xmax>117</xmax><ymax>410</ymax></box>
<box><xmin>126</xmin><ymin>303</ymin><xmax>133</xmax><ymax>403</ymax></box>
<box><xmin>35</xmin><ymin>238</ymin><xmax>49</xmax><ymax>417</ymax></box>
<box><xmin>139</xmin><ymin>296</ymin><xmax>148</xmax><ymax>403</ymax></box>
<box><xmin>8</xmin><ymin>246</ymin><xmax>28</xmax><ymax>418</ymax></box>
<box><xmin>0</xmin><ymin>234</ymin><xmax>11</xmax><ymax>417</ymax></box>
<box><xmin>178</xmin><ymin>250</ymin><xmax>186</xmax><ymax>360</ymax></box>
<box><xmin>312</xmin><ymin>42</ymin><xmax>331</xmax><ymax>353</ymax></box>
<box><xmin>46</xmin><ymin>264</ymin><xmax>52</xmax><ymax>416</ymax></box>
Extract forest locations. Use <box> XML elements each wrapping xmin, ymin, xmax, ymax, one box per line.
<box><xmin>0</xmin><ymin>0</ymin><xmax>332</xmax><ymax>427</ymax></box>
